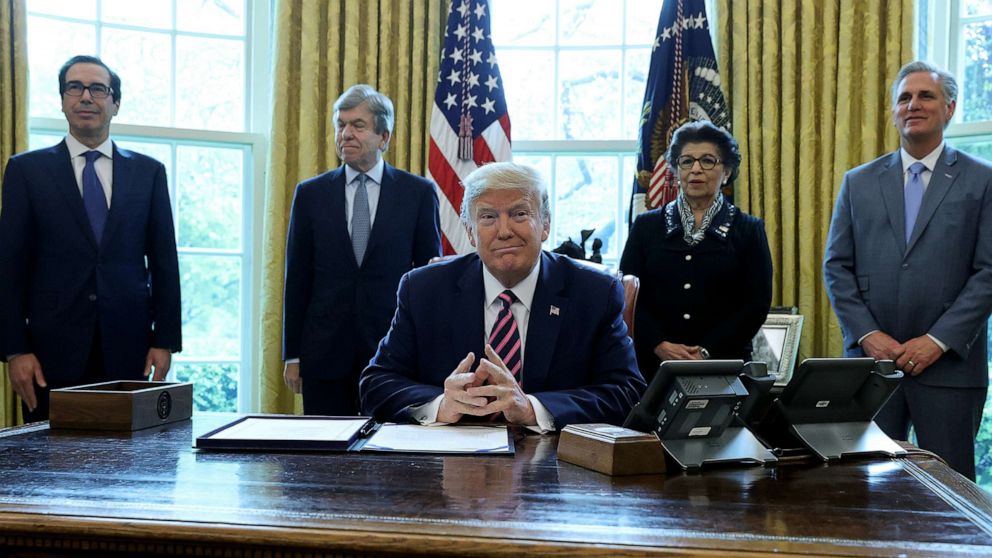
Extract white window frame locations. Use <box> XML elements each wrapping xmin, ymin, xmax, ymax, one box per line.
<box><xmin>923</xmin><ymin>0</ymin><xmax>992</xmax><ymax>138</ymax></box>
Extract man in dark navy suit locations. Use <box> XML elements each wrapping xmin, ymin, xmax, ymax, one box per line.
<box><xmin>282</xmin><ymin>85</ymin><xmax>441</xmax><ymax>415</ymax></box>
<box><xmin>359</xmin><ymin>162</ymin><xmax>644</xmax><ymax>430</ymax></box>
<box><xmin>0</xmin><ymin>55</ymin><xmax>181</xmax><ymax>422</ymax></box>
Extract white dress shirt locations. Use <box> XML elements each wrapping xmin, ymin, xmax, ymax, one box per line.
<box><xmin>344</xmin><ymin>158</ymin><xmax>384</xmax><ymax>231</ymax></box>
<box><xmin>66</xmin><ymin>133</ymin><xmax>113</xmax><ymax>208</ymax></box>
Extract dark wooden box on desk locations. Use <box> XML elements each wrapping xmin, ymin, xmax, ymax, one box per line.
<box><xmin>49</xmin><ymin>381</ymin><xmax>193</xmax><ymax>431</ymax></box>
<box><xmin>558</xmin><ymin>423</ymin><xmax>667</xmax><ymax>475</ymax></box>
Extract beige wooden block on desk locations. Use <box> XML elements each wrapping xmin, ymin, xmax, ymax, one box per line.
<box><xmin>557</xmin><ymin>423</ymin><xmax>667</xmax><ymax>475</ymax></box>
<box><xmin>50</xmin><ymin>381</ymin><xmax>193</xmax><ymax>431</ymax></box>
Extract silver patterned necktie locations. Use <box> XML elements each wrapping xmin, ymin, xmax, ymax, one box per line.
<box><xmin>351</xmin><ymin>173</ymin><xmax>371</xmax><ymax>265</ymax></box>
<box><xmin>904</xmin><ymin>161</ymin><xmax>926</xmax><ymax>243</ymax></box>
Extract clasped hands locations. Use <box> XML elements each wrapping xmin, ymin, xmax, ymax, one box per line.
<box><xmin>861</xmin><ymin>331</ymin><xmax>943</xmax><ymax>376</ymax></box>
<box><xmin>437</xmin><ymin>344</ymin><xmax>537</xmax><ymax>426</ymax></box>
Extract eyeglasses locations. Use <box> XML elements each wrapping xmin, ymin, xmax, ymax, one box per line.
<box><xmin>675</xmin><ymin>155</ymin><xmax>722</xmax><ymax>170</ymax></box>
<box><xmin>63</xmin><ymin>81</ymin><xmax>113</xmax><ymax>99</ymax></box>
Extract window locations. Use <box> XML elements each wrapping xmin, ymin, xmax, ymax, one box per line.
<box><xmin>24</xmin><ymin>0</ymin><xmax>270</xmax><ymax>412</ymax></box>
<box><xmin>920</xmin><ymin>0</ymin><xmax>992</xmax><ymax>491</ymax></box>
<box><xmin>491</xmin><ymin>0</ymin><xmax>666</xmax><ymax>264</ymax></box>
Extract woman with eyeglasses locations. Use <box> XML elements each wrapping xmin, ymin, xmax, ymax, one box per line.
<box><xmin>619</xmin><ymin>120</ymin><xmax>772</xmax><ymax>382</ymax></box>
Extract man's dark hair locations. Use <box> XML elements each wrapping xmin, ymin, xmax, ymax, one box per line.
<box><xmin>58</xmin><ymin>55</ymin><xmax>122</xmax><ymax>104</ymax></box>
<box><xmin>666</xmin><ymin>120</ymin><xmax>742</xmax><ymax>184</ymax></box>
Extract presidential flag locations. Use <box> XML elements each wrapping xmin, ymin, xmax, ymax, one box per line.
<box><xmin>428</xmin><ymin>0</ymin><xmax>512</xmax><ymax>255</ymax></box>
<box><xmin>630</xmin><ymin>0</ymin><xmax>729</xmax><ymax>218</ymax></box>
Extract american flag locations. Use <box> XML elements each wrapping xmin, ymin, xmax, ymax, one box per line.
<box><xmin>428</xmin><ymin>0</ymin><xmax>511</xmax><ymax>255</ymax></box>
<box><xmin>630</xmin><ymin>0</ymin><xmax>729</xmax><ymax>218</ymax></box>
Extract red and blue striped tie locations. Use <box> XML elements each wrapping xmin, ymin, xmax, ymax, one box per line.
<box><xmin>489</xmin><ymin>290</ymin><xmax>522</xmax><ymax>385</ymax></box>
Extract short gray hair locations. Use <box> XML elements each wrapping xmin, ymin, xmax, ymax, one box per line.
<box><xmin>891</xmin><ymin>60</ymin><xmax>958</xmax><ymax>107</ymax></box>
<box><xmin>459</xmin><ymin>162</ymin><xmax>551</xmax><ymax>229</ymax></box>
<box><xmin>333</xmin><ymin>84</ymin><xmax>395</xmax><ymax>139</ymax></box>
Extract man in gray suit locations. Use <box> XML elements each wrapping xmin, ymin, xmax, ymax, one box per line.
<box><xmin>824</xmin><ymin>61</ymin><xmax>992</xmax><ymax>480</ymax></box>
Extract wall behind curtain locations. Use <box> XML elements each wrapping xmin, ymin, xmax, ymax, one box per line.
<box><xmin>0</xmin><ymin>0</ymin><xmax>28</xmax><ymax>427</ymax></box>
<box><xmin>258</xmin><ymin>0</ymin><xmax>446</xmax><ymax>413</ymax></box>
<box><xmin>715</xmin><ymin>0</ymin><xmax>913</xmax><ymax>361</ymax></box>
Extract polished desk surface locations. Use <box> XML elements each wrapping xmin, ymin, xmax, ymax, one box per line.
<box><xmin>0</xmin><ymin>415</ymin><xmax>991</xmax><ymax>557</ymax></box>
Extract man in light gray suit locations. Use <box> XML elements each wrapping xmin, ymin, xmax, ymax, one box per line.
<box><xmin>824</xmin><ymin>61</ymin><xmax>992</xmax><ymax>480</ymax></box>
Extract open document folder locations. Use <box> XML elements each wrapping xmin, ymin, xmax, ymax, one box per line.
<box><xmin>195</xmin><ymin>415</ymin><xmax>514</xmax><ymax>455</ymax></box>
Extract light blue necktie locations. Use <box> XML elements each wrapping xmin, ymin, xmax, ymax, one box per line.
<box><xmin>351</xmin><ymin>173</ymin><xmax>371</xmax><ymax>265</ymax></box>
<box><xmin>904</xmin><ymin>161</ymin><xmax>926</xmax><ymax>243</ymax></box>
<box><xmin>83</xmin><ymin>150</ymin><xmax>108</xmax><ymax>242</ymax></box>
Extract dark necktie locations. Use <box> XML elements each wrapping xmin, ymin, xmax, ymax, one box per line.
<box><xmin>83</xmin><ymin>150</ymin><xmax>108</xmax><ymax>242</ymax></box>
<box><xmin>904</xmin><ymin>161</ymin><xmax>926</xmax><ymax>243</ymax></box>
<box><xmin>351</xmin><ymin>173</ymin><xmax>371</xmax><ymax>265</ymax></box>
<box><xmin>489</xmin><ymin>290</ymin><xmax>522</xmax><ymax>384</ymax></box>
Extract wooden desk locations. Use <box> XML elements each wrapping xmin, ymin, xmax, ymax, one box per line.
<box><xmin>0</xmin><ymin>416</ymin><xmax>990</xmax><ymax>557</ymax></box>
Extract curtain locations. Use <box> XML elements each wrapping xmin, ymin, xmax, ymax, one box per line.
<box><xmin>258</xmin><ymin>0</ymin><xmax>446</xmax><ymax>413</ymax></box>
<box><xmin>715</xmin><ymin>0</ymin><xmax>913</xmax><ymax>361</ymax></box>
<box><xmin>0</xmin><ymin>0</ymin><xmax>28</xmax><ymax>427</ymax></box>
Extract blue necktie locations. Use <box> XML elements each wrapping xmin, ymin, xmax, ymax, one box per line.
<box><xmin>351</xmin><ymin>173</ymin><xmax>371</xmax><ymax>265</ymax></box>
<box><xmin>83</xmin><ymin>150</ymin><xmax>108</xmax><ymax>242</ymax></box>
<box><xmin>904</xmin><ymin>161</ymin><xmax>926</xmax><ymax>243</ymax></box>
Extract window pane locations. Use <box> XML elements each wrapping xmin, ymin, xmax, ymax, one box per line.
<box><xmin>176</xmin><ymin>145</ymin><xmax>243</xmax><ymax>250</ymax></box>
<box><xmin>559</xmin><ymin>0</ymin><xmax>623</xmax><ymax>46</ymax></box>
<box><xmin>948</xmin><ymin>136</ymin><xmax>992</xmax><ymax>162</ymax></box>
<box><xmin>962</xmin><ymin>21</ymin><xmax>992</xmax><ymax>123</ymax></box>
<box><xmin>554</xmin><ymin>156</ymin><xmax>621</xmax><ymax>260</ymax></box>
<box><xmin>102</xmin><ymin>28</ymin><xmax>173</xmax><ymax>127</ymax></box>
<box><xmin>623</xmin><ymin>154</ymin><xmax>637</xmax><ymax>233</ymax></box>
<box><xmin>624</xmin><ymin>48</ymin><xmax>651</xmax><ymax>139</ymax></box>
<box><xmin>491</xmin><ymin>0</ymin><xmax>555</xmax><ymax>47</ymax></box>
<box><xmin>28</xmin><ymin>132</ymin><xmax>61</xmax><ymax>151</ymax></box>
<box><xmin>559</xmin><ymin>49</ymin><xmax>622</xmax><ymax>139</ymax></box>
<box><xmin>963</xmin><ymin>0</ymin><xmax>992</xmax><ymax>17</ymax></box>
<box><xmin>499</xmin><ymin>50</ymin><xmax>555</xmax><ymax>140</ymax></box>
<box><xmin>625</xmin><ymin>0</ymin><xmax>666</xmax><ymax>44</ymax></box>
<box><xmin>174</xmin><ymin>363</ymin><xmax>238</xmax><ymax>412</ymax></box>
<box><xmin>27</xmin><ymin>17</ymin><xmax>96</xmax><ymax>119</ymax></box>
<box><xmin>177</xmin><ymin>0</ymin><xmax>246</xmax><ymax>36</ymax></box>
<box><xmin>26</xmin><ymin>0</ymin><xmax>96</xmax><ymax>20</ymax></box>
<box><xmin>102</xmin><ymin>0</ymin><xmax>172</xmax><ymax>30</ymax></box>
<box><xmin>176</xmin><ymin>36</ymin><xmax>245</xmax><ymax>131</ymax></box>
<box><xmin>179</xmin><ymin>254</ymin><xmax>241</xmax><ymax>359</ymax></box>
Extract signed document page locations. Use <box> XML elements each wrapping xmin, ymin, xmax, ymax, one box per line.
<box><xmin>363</xmin><ymin>424</ymin><xmax>513</xmax><ymax>454</ymax></box>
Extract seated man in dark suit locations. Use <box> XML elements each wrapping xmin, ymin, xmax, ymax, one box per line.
<box><xmin>359</xmin><ymin>162</ymin><xmax>645</xmax><ymax>430</ymax></box>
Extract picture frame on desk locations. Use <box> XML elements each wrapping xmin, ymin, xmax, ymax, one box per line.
<box><xmin>751</xmin><ymin>313</ymin><xmax>803</xmax><ymax>385</ymax></box>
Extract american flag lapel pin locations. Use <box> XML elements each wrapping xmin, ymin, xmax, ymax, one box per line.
<box><xmin>550</xmin><ymin>305</ymin><xmax>560</xmax><ymax>316</ymax></box>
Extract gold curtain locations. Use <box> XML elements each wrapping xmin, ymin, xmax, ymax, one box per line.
<box><xmin>258</xmin><ymin>0</ymin><xmax>446</xmax><ymax>413</ymax></box>
<box><xmin>715</xmin><ymin>0</ymin><xmax>913</xmax><ymax>361</ymax></box>
<box><xmin>0</xmin><ymin>0</ymin><xmax>28</xmax><ymax>427</ymax></box>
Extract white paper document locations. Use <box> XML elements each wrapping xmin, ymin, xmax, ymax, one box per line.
<box><xmin>208</xmin><ymin>417</ymin><xmax>369</xmax><ymax>442</ymax></box>
<box><xmin>363</xmin><ymin>424</ymin><xmax>512</xmax><ymax>453</ymax></box>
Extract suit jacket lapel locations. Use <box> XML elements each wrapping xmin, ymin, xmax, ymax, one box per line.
<box><xmin>328</xmin><ymin>168</ymin><xmax>358</xmax><ymax>269</ymax></box>
<box><xmin>50</xmin><ymin>141</ymin><xmax>99</xmax><ymax>250</ymax></box>
<box><xmin>101</xmin><ymin>143</ymin><xmax>135</xmax><ymax>249</ymax></box>
<box><xmin>365</xmin><ymin>163</ymin><xmax>398</xmax><ymax>264</ymax></box>
<box><xmin>906</xmin><ymin>146</ymin><xmax>958</xmax><ymax>254</ymax></box>
<box><xmin>877</xmin><ymin>151</ymin><xmax>907</xmax><ymax>252</ymax></box>
<box><xmin>454</xmin><ymin>257</ymin><xmax>486</xmax><ymax>359</ymax></box>
<box><xmin>523</xmin><ymin>253</ymin><xmax>566</xmax><ymax>390</ymax></box>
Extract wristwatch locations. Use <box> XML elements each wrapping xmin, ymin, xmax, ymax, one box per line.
<box><xmin>699</xmin><ymin>347</ymin><xmax>711</xmax><ymax>359</ymax></box>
